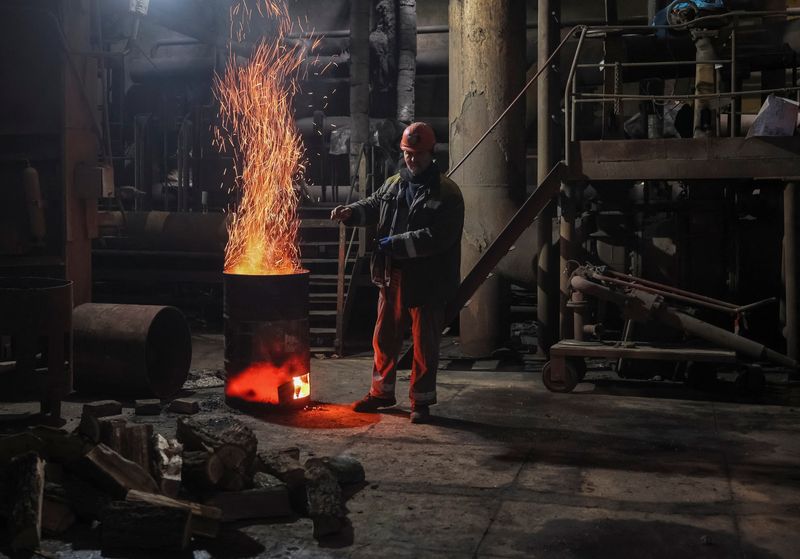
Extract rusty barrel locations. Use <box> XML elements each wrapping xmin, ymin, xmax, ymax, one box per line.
<box><xmin>73</xmin><ymin>303</ymin><xmax>192</xmax><ymax>398</ymax></box>
<box><xmin>0</xmin><ymin>277</ymin><xmax>73</xmax><ymax>417</ymax></box>
<box><xmin>224</xmin><ymin>271</ymin><xmax>311</xmax><ymax>410</ymax></box>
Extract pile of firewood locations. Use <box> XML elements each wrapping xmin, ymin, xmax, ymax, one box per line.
<box><xmin>0</xmin><ymin>408</ymin><xmax>365</xmax><ymax>553</ymax></box>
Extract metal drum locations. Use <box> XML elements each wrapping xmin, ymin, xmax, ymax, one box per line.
<box><xmin>224</xmin><ymin>271</ymin><xmax>311</xmax><ymax>411</ymax></box>
<box><xmin>73</xmin><ymin>303</ymin><xmax>192</xmax><ymax>398</ymax></box>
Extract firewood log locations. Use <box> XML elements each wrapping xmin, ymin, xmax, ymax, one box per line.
<box><xmin>101</xmin><ymin>501</ymin><xmax>191</xmax><ymax>551</ymax></box>
<box><xmin>182</xmin><ymin>450</ymin><xmax>225</xmax><ymax>489</ymax></box>
<box><xmin>126</xmin><ymin>489</ymin><xmax>221</xmax><ymax>538</ymax></box>
<box><xmin>8</xmin><ymin>452</ymin><xmax>45</xmax><ymax>550</ymax></box>
<box><xmin>304</xmin><ymin>460</ymin><xmax>345</xmax><ymax>538</ymax></box>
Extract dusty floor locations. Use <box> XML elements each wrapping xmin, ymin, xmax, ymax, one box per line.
<box><xmin>2</xmin><ymin>333</ymin><xmax>800</xmax><ymax>558</ymax></box>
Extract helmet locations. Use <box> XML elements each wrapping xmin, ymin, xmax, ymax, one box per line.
<box><xmin>400</xmin><ymin>122</ymin><xmax>436</xmax><ymax>153</ymax></box>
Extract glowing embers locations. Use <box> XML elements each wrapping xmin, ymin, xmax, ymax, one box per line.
<box><xmin>226</xmin><ymin>357</ymin><xmax>310</xmax><ymax>408</ymax></box>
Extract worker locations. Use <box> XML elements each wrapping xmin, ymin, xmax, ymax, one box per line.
<box><xmin>330</xmin><ymin>122</ymin><xmax>464</xmax><ymax>423</ymax></box>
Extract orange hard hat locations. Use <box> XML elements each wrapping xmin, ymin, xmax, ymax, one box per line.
<box><xmin>400</xmin><ymin>122</ymin><xmax>436</xmax><ymax>153</ymax></box>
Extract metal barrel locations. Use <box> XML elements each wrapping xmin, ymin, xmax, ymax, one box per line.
<box><xmin>0</xmin><ymin>277</ymin><xmax>73</xmax><ymax>416</ymax></box>
<box><xmin>223</xmin><ymin>271</ymin><xmax>310</xmax><ymax>410</ymax></box>
<box><xmin>73</xmin><ymin>303</ymin><xmax>192</xmax><ymax>398</ymax></box>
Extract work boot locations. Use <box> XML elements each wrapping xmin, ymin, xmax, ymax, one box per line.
<box><xmin>410</xmin><ymin>404</ymin><xmax>430</xmax><ymax>424</ymax></box>
<box><xmin>352</xmin><ymin>393</ymin><xmax>396</xmax><ymax>413</ymax></box>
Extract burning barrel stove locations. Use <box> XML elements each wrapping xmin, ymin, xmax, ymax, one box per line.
<box><xmin>224</xmin><ymin>271</ymin><xmax>311</xmax><ymax>411</ymax></box>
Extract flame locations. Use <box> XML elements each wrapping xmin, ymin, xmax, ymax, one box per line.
<box><xmin>226</xmin><ymin>355</ymin><xmax>308</xmax><ymax>405</ymax></box>
<box><xmin>215</xmin><ymin>0</ymin><xmax>305</xmax><ymax>275</ymax></box>
<box><xmin>293</xmin><ymin>373</ymin><xmax>311</xmax><ymax>400</ymax></box>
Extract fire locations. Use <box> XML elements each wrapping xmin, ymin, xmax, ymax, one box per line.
<box><xmin>293</xmin><ymin>373</ymin><xmax>311</xmax><ymax>400</ymax></box>
<box><xmin>226</xmin><ymin>355</ymin><xmax>309</xmax><ymax>405</ymax></box>
<box><xmin>214</xmin><ymin>0</ymin><xmax>305</xmax><ymax>275</ymax></box>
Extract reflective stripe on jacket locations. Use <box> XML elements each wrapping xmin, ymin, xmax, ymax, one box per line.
<box><xmin>345</xmin><ymin>170</ymin><xmax>464</xmax><ymax>307</ymax></box>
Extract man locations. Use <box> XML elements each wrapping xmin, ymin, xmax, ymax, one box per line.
<box><xmin>330</xmin><ymin>122</ymin><xmax>464</xmax><ymax>423</ymax></box>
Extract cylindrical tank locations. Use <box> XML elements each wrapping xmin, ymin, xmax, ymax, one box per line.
<box><xmin>73</xmin><ymin>303</ymin><xmax>192</xmax><ymax>398</ymax></box>
<box><xmin>224</xmin><ymin>271</ymin><xmax>310</xmax><ymax>410</ymax></box>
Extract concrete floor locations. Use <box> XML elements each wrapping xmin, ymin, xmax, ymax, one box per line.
<box><xmin>2</xmin><ymin>333</ymin><xmax>800</xmax><ymax>558</ymax></box>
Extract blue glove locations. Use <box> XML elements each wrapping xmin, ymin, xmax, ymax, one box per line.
<box><xmin>378</xmin><ymin>236</ymin><xmax>393</xmax><ymax>252</ymax></box>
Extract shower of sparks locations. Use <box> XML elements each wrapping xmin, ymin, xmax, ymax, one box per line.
<box><xmin>215</xmin><ymin>0</ymin><xmax>305</xmax><ymax>275</ymax></box>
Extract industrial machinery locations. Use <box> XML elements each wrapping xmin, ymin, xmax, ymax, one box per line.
<box><xmin>543</xmin><ymin>265</ymin><xmax>798</xmax><ymax>394</ymax></box>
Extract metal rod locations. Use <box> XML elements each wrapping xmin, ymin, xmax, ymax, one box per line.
<box><xmin>447</xmin><ymin>25</ymin><xmax>585</xmax><ymax>179</ymax></box>
<box><xmin>604</xmin><ymin>269</ymin><xmax>738</xmax><ymax>309</ymax></box>
<box><xmin>564</xmin><ymin>27</ymin><xmax>588</xmax><ymax>161</ymax></box>
<box><xmin>575</xmin><ymin>86</ymin><xmax>800</xmax><ymax>101</ymax></box>
<box><xmin>730</xmin><ymin>28</ymin><xmax>738</xmax><ymax>137</ymax></box>
<box><xmin>593</xmin><ymin>273</ymin><xmax>736</xmax><ymax>314</ymax></box>
<box><xmin>577</xmin><ymin>59</ymin><xmax>733</xmax><ymax>68</ymax></box>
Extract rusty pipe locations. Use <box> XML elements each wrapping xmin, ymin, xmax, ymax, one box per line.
<box><xmin>570</xmin><ymin>275</ymin><xmax>799</xmax><ymax>369</ymax></box>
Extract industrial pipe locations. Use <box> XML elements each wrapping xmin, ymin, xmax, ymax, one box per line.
<box><xmin>73</xmin><ymin>303</ymin><xmax>192</xmax><ymax>398</ymax></box>
<box><xmin>570</xmin><ymin>275</ymin><xmax>799</xmax><ymax>370</ymax></box>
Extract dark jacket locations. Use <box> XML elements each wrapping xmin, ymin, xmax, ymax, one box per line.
<box><xmin>345</xmin><ymin>165</ymin><xmax>464</xmax><ymax>307</ymax></box>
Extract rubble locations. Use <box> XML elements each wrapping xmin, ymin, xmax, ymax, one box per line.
<box><xmin>82</xmin><ymin>400</ymin><xmax>123</xmax><ymax>418</ymax></box>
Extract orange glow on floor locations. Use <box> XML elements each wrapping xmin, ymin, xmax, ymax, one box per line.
<box><xmin>225</xmin><ymin>355</ymin><xmax>307</xmax><ymax>405</ymax></box>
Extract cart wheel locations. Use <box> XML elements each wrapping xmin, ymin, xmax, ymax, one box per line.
<box><xmin>569</xmin><ymin>357</ymin><xmax>587</xmax><ymax>381</ymax></box>
<box><xmin>542</xmin><ymin>360</ymin><xmax>580</xmax><ymax>393</ymax></box>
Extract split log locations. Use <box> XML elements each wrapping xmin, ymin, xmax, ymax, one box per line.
<box><xmin>82</xmin><ymin>400</ymin><xmax>123</xmax><ymax>418</ymax></box>
<box><xmin>176</xmin><ymin>417</ymin><xmax>257</xmax><ymax>491</ymax></box>
<box><xmin>182</xmin><ymin>450</ymin><xmax>224</xmax><ymax>489</ymax></box>
<box><xmin>304</xmin><ymin>460</ymin><xmax>345</xmax><ymax>538</ymax></box>
<box><xmin>28</xmin><ymin>426</ymin><xmax>89</xmax><ymax>465</ymax></box>
<box><xmin>78</xmin><ymin>443</ymin><xmax>158</xmax><ymax>497</ymax></box>
<box><xmin>8</xmin><ymin>452</ymin><xmax>45</xmax><ymax>551</ymax></box>
<box><xmin>42</xmin><ymin>496</ymin><xmax>75</xmax><ymax>535</ymax></box>
<box><xmin>206</xmin><ymin>487</ymin><xmax>292</xmax><ymax>522</ymax></box>
<box><xmin>257</xmin><ymin>448</ymin><xmax>307</xmax><ymax>514</ymax></box>
<box><xmin>75</xmin><ymin>413</ymin><xmax>101</xmax><ymax>443</ymax></box>
<box><xmin>126</xmin><ymin>489</ymin><xmax>221</xmax><ymax>538</ymax></box>
<box><xmin>98</xmin><ymin>417</ymin><xmax>126</xmax><ymax>454</ymax></box>
<box><xmin>168</xmin><ymin>398</ymin><xmax>200</xmax><ymax>415</ymax></box>
<box><xmin>121</xmin><ymin>423</ymin><xmax>153</xmax><ymax>472</ymax></box>
<box><xmin>253</xmin><ymin>471</ymin><xmax>286</xmax><ymax>491</ymax></box>
<box><xmin>47</xmin><ymin>477</ymin><xmax>110</xmax><ymax>522</ymax></box>
<box><xmin>306</xmin><ymin>455</ymin><xmax>365</xmax><ymax>485</ymax></box>
<box><xmin>176</xmin><ymin>416</ymin><xmax>257</xmax><ymax>457</ymax></box>
<box><xmin>101</xmin><ymin>501</ymin><xmax>191</xmax><ymax>551</ymax></box>
<box><xmin>257</xmin><ymin>449</ymin><xmax>305</xmax><ymax>488</ymax></box>
<box><xmin>0</xmin><ymin>433</ymin><xmax>44</xmax><ymax>465</ymax></box>
<box><xmin>151</xmin><ymin>434</ymin><xmax>183</xmax><ymax>498</ymax></box>
<box><xmin>135</xmin><ymin>399</ymin><xmax>162</xmax><ymax>416</ymax></box>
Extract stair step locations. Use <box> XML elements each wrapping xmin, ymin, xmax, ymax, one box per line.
<box><xmin>300</xmin><ymin>219</ymin><xmax>339</xmax><ymax>228</ymax></box>
<box><xmin>310</xmin><ymin>327</ymin><xmax>336</xmax><ymax>334</ymax></box>
<box><xmin>310</xmin><ymin>292</ymin><xmax>337</xmax><ymax>299</ymax></box>
<box><xmin>310</xmin><ymin>310</ymin><xmax>338</xmax><ymax>317</ymax></box>
<box><xmin>310</xmin><ymin>346</ymin><xmax>337</xmax><ymax>353</ymax></box>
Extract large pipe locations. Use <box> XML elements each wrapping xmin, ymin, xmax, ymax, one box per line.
<box><xmin>73</xmin><ymin>303</ymin><xmax>192</xmax><ymax>398</ymax></box>
<box><xmin>570</xmin><ymin>275</ymin><xmax>799</xmax><ymax>369</ymax></box>
<box><xmin>349</xmin><ymin>0</ymin><xmax>370</xmax><ymax>181</ymax></box>
<box><xmin>785</xmin><ymin>182</ymin><xmax>798</xmax><ymax>360</ymax></box>
<box><xmin>537</xmin><ymin>0</ymin><xmax>559</xmax><ymax>354</ymax></box>
<box><xmin>397</xmin><ymin>0</ymin><xmax>417</xmax><ymax>123</ymax></box>
<box><xmin>450</xmin><ymin>0</ymin><xmax>526</xmax><ymax>356</ymax></box>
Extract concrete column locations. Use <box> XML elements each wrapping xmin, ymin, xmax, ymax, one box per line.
<box><xmin>536</xmin><ymin>0</ymin><xmax>559</xmax><ymax>354</ymax></box>
<box><xmin>397</xmin><ymin>0</ymin><xmax>417</xmax><ymax>123</ymax></box>
<box><xmin>785</xmin><ymin>182</ymin><xmax>798</xmax><ymax>360</ymax></box>
<box><xmin>349</xmin><ymin>0</ymin><xmax>370</xmax><ymax>180</ymax></box>
<box><xmin>450</xmin><ymin>0</ymin><xmax>526</xmax><ymax>356</ymax></box>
